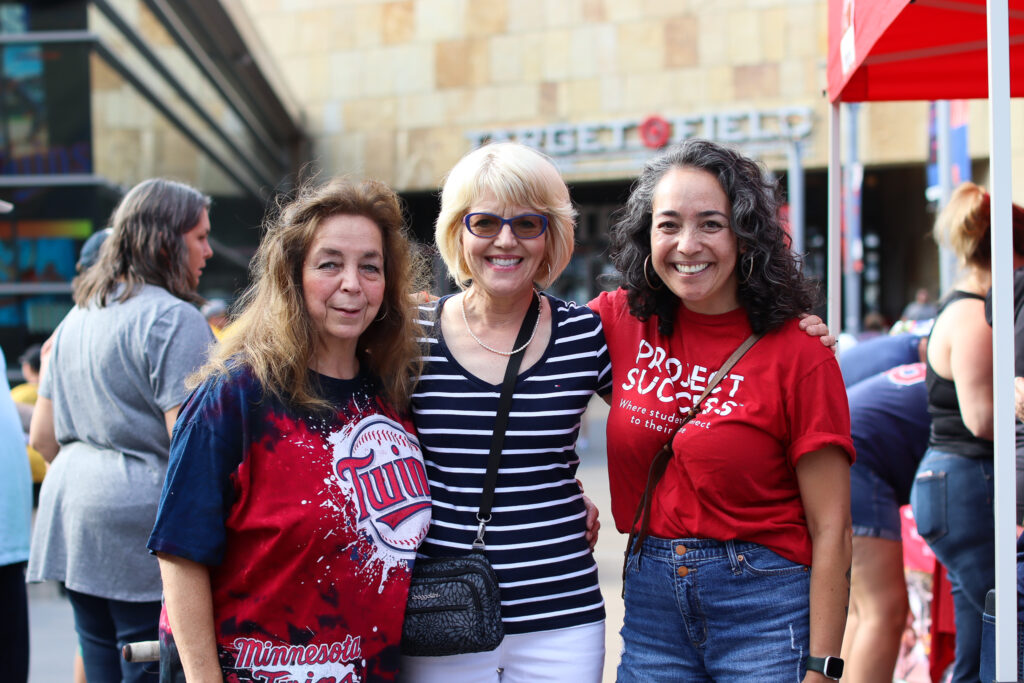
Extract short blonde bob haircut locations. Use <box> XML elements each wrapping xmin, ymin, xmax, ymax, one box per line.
<box><xmin>192</xmin><ymin>177</ymin><xmax>425</xmax><ymax>411</ymax></box>
<box><xmin>435</xmin><ymin>142</ymin><xmax>576</xmax><ymax>290</ymax></box>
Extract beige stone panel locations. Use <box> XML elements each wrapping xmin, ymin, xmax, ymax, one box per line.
<box><xmin>600</xmin><ymin>75</ymin><xmax>626</xmax><ymax>113</ymax></box>
<box><xmin>520</xmin><ymin>33</ymin><xmax>548</xmax><ymax>82</ymax></box>
<box><xmin>138</xmin><ymin>4</ymin><xmax>174</xmax><ymax>47</ymax></box>
<box><xmin>617</xmin><ymin>21</ymin><xmax>664</xmax><ymax>72</ymax></box>
<box><xmin>489</xmin><ymin>34</ymin><xmax>525</xmax><ymax>83</ymax></box>
<box><xmin>706</xmin><ymin>65</ymin><xmax>735</xmax><ymax>103</ymax></box>
<box><xmin>569</xmin><ymin>24</ymin><xmax>617</xmax><ymax>79</ymax></box>
<box><xmin>328</xmin><ymin>50</ymin><xmax>364</xmax><ymax>100</ymax></box>
<box><xmin>604</xmin><ymin>0</ymin><xmax>644</xmax><ymax>23</ymax></box>
<box><xmin>397</xmin><ymin>92</ymin><xmax>446</xmax><ymax>128</ymax></box>
<box><xmin>303</xmin><ymin>53</ymin><xmax>331</xmax><ymax>106</ymax></box>
<box><xmin>734</xmin><ymin>64</ymin><xmax>779</xmax><ymax>100</ymax></box>
<box><xmin>361</xmin><ymin>47</ymin><xmax>398</xmax><ymax>98</ymax></box>
<box><xmin>382</xmin><ymin>1</ymin><xmax>415</xmax><ymax>45</ymax></box>
<box><xmin>344</xmin><ymin>97</ymin><xmax>399</xmax><ymax>131</ymax></box>
<box><xmin>777</xmin><ymin>59</ymin><xmax>809</xmax><ymax>99</ymax></box>
<box><xmin>467</xmin><ymin>0</ymin><xmax>508</xmax><ymax>35</ymax></box>
<box><xmin>786</xmin><ymin>4</ymin><xmax>819</xmax><ymax>59</ymax></box>
<box><xmin>539</xmin><ymin>81</ymin><xmax>560</xmax><ymax>117</ymax></box>
<box><xmin>353</xmin><ymin>3</ymin><xmax>384</xmax><ymax>48</ymax></box>
<box><xmin>564</xmin><ymin>78</ymin><xmax>602</xmax><ymax>118</ymax></box>
<box><xmin>332</xmin><ymin>130</ymin><xmax>368</xmax><ymax>175</ymax></box>
<box><xmin>642</xmin><ymin>0</ymin><xmax>687</xmax><ymax>18</ymax></box>
<box><xmin>392</xmin><ymin>44</ymin><xmax>434</xmax><ymax>95</ymax></box>
<box><xmin>435</xmin><ymin>39</ymin><xmax>489</xmax><ymax>89</ymax></box>
<box><xmin>664</xmin><ymin>15</ymin><xmax>698</xmax><ymax>68</ymax></box>
<box><xmin>506</xmin><ymin>0</ymin><xmax>544</xmax><ymax>34</ymax></box>
<box><xmin>761</xmin><ymin>7</ymin><xmax>787</xmax><ymax>62</ymax></box>
<box><xmin>582</xmin><ymin>0</ymin><xmax>606</xmax><ymax>23</ymax></box>
<box><xmin>697</xmin><ymin>9</ymin><xmax>729</xmax><ymax>67</ymax></box>
<box><xmin>281</xmin><ymin>55</ymin><xmax>314</xmax><ymax>101</ymax></box>
<box><xmin>622</xmin><ymin>71</ymin><xmax>674</xmax><ymax>111</ymax></box>
<box><xmin>725</xmin><ymin>8</ymin><xmax>761</xmax><ymax>65</ymax></box>
<box><xmin>672</xmin><ymin>67</ymin><xmax>709</xmax><ymax>108</ymax></box>
<box><xmin>541</xmin><ymin>30</ymin><xmax>572</xmax><ymax>81</ymax></box>
<box><xmin>495</xmin><ymin>84</ymin><xmax>541</xmax><ymax>122</ymax></box>
<box><xmin>544</xmin><ymin>0</ymin><xmax>584</xmax><ymax>28</ymax></box>
<box><xmin>323</xmin><ymin>6</ymin><xmax>359</xmax><ymax>52</ymax></box>
<box><xmin>461</xmin><ymin>85</ymin><xmax>502</xmax><ymax>125</ymax></box>
<box><xmin>90</xmin><ymin>54</ymin><xmax>121</xmax><ymax>92</ymax></box>
<box><xmin>295</xmin><ymin>9</ymin><xmax>335</xmax><ymax>56</ymax></box>
<box><xmin>860</xmin><ymin>101</ymin><xmax>931</xmax><ymax>165</ymax></box>
<box><xmin>415</xmin><ymin>0</ymin><xmax>465</xmax><ymax>42</ymax></box>
<box><xmin>398</xmin><ymin>127</ymin><xmax>467</xmax><ymax>190</ymax></box>
<box><xmin>363</xmin><ymin>129</ymin><xmax>397</xmax><ymax>182</ymax></box>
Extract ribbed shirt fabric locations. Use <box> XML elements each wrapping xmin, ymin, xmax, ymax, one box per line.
<box><xmin>412</xmin><ymin>292</ymin><xmax>612</xmax><ymax>634</ymax></box>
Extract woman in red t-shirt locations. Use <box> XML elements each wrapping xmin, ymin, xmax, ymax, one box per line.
<box><xmin>591</xmin><ymin>139</ymin><xmax>854</xmax><ymax>682</ymax></box>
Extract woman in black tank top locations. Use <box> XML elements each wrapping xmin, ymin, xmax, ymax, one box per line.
<box><xmin>909</xmin><ymin>182</ymin><xmax>1024</xmax><ymax>683</ymax></box>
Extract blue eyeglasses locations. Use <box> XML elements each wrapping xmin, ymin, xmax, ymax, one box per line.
<box><xmin>463</xmin><ymin>213</ymin><xmax>548</xmax><ymax>239</ymax></box>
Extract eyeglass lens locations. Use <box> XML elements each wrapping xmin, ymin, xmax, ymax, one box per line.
<box><xmin>465</xmin><ymin>213</ymin><xmax>546</xmax><ymax>239</ymax></box>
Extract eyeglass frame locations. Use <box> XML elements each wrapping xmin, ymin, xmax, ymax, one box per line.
<box><xmin>462</xmin><ymin>212</ymin><xmax>549</xmax><ymax>239</ymax></box>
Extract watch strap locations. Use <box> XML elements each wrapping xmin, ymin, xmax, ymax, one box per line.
<box><xmin>805</xmin><ymin>655</ymin><xmax>844</xmax><ymax>680</ymax></box>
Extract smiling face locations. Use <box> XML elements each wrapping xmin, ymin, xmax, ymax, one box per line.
<box><xmin>650</xmin><ymin>166</ymin><xmax>740</xmax><ymax>315</ymax></box>
<box><xmin>182</xmin><ymin>208</ymin><xmax>213</xmax><ymax>290</ymax></box>
<box><xmin>461</xmin><ymin>189</ymin><xmax>547</xmax><ymax>302</ymax></box>
<box><xmin>302</xmin><ymin>214</ymin><xmax>385</xmax><ymax>363</ymax></box>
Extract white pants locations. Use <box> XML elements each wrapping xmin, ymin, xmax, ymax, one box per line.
<box><xmin>399</xmin><ymin>620</ymin><xmax>605</xmax><ymax>683</ymax></box>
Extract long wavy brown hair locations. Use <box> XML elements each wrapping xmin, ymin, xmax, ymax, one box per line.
<box><xmin>74</xmin><ymin>178</ymin><xmax>210</xmax><ymax>306</ymax></box>
<box><xmin>192</xmin><ymin>177</ymin><xmax>426</xmax><ymax>411</ymax></box>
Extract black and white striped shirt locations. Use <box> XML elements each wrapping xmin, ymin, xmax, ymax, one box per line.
<box><xmin>412</xmin><ymin>293</ymin><xmax>612</xmax><ymax>634</ymax></box>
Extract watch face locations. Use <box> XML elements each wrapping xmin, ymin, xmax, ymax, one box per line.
<box><xmin>824</xmin><ymin>657</ymin><xmax>844</xmax><ymax>678</ymax></box>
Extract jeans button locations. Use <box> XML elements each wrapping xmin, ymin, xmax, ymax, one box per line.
<box><xmin>677</xmin><ymin>566</ymin><xmax>689</xmax><ymax>577</ymax></box>
<box><xmin>675</xmin><ymin>544</ymin><xmax>687</xmax><ymax>555</ymax></box>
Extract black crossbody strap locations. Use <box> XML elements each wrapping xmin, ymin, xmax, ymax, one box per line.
<box><xmin>473</xmin><ymin>292</ymin><xmax>542</xmax><ymax>548</ymax></box>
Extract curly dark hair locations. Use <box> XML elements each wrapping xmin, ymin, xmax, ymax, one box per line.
<box><xmin>608</xmin><ymin>139</ymin><xmax>819</xmax><ymax>336</ymax></box>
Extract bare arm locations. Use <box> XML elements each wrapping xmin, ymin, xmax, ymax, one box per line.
<box><xmin>28</xmin><ymin>396</ymin><xmax>59</xmax><ymax>462</ymax></box>
<box><xmin>948</xmin><ymin>301</ymin><xmax>994</xmax><ymax>439</ymax></box>
<box><xmin>157</xmin><ymin>554</ymin><xmax>222</xmax><ymax>683</ymax></box>
<box><xmin>796</xmin><ymin>446</ymin><xmax>852</xmax><ymax>682</ymax></box>
<box><xmin>164</xmin><ymin>406</ymin><xmax>180</xmax><ymax>440</ymax></box>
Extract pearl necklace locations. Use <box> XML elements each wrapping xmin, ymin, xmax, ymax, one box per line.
<box><xmin>461</xmin><ymin>290</ymin><xmax>541</xmax><ymax>357</ymax></box>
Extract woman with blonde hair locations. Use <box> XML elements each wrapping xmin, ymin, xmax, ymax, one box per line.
<box><xmin>910</xmin><ymin>181</ymin><xmax>1024</xmax><ymax>682</ymax></box>
<box><xmin>28</xmin><ymin>178</ymin><xmax>215</xmax><ymax>682</ymax></box>
<box><xmin>149</xmin><ymin>178</ymin><xmax>431</xmax><ymax>683</ymax></box>
<box><xmin>402</xmin><ymin>142</ymin><xmax>609</xmax><ymax>681</ymax></box>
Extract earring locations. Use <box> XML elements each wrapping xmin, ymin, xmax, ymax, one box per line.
<box><xmin>741</xmin><ymin>254</ymin><xmax>754</xmax><ymax>283</ymax></box>
<box><xmin>643</xmin><ymin>255</ymin><xmax>662</xmax><ymax>291</ymax></box>
<box><xmin>375</xmin><ymin>306</ymin><xmax>389</xmax><ymax>322</ymax></box>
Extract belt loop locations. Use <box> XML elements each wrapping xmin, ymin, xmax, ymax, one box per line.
<box><xmin>725</xmin><ymin>540</ymin><xmax>742</xmax><ymax>575</ymax></box>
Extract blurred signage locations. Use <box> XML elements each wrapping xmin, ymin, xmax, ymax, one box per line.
<box><xmin>467</xmin><ymin>107</ymin><xmax>814</xmax><ymax>157</ymax></box>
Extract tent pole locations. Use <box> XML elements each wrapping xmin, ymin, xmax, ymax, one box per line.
<box><xmin>985</xmin><ymin>0</ymin><xmax>1017</xmax><ymax>680</ymax></box>
<box><xmin>936</xmin><ymin>100</ymin><xmax>960</xmax><ymax>294</ymax></box>
<box><xmin>828</xmin><ymin>103</ymin><xmax>842</xmax><ymax>340</ymax></box>
<box><xmin>787</xmin><ymin>141</ymin><xmax>805</xmax><ymax>258</ymax></box>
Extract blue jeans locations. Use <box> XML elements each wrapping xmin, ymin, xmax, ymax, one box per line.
<box><xmin>911</xmin><ymin>449</ymin><xmax>995</xmax><ymax>683</ymax></box>
<box><xmin>65</xmin><ymin>589</ymin><xmax>160</xmax><ymax>683</ymax></box>
<box><xmin>850</xmin><ymin>461</ymin><xmax>903</xmax><ymax>541</ymax></box>
<box><xmin>618</xmin><ymin>537</ymin><xmax>811</xmax><ymax>682</ymax></box>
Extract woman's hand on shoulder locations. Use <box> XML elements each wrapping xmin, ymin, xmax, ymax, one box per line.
<box><xmin>798</xmin><ymin>314</ymin><xmax>836</xmax><ymax>351</ymax></box>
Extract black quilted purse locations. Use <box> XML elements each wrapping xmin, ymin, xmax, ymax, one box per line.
<box><xmin>401</xmin><ymin>293</ymin><xmax>541</xmax><ymax>657</ymax></box>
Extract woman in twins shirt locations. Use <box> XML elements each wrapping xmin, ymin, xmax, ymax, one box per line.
<box><xmin>148</xmin><ymin>179</ymin><xmax>430</xmax><ymax>683</ymax></box>
<box><xmin>590</xmin><ymin>140</ymin><xmax>854</xmax><ymax>682</ymax></box>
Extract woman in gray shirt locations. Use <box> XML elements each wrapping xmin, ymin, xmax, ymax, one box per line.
<box><xmin>28</xmin><ymin>178</ymin><xmax>215</xmax><ymax>683</ymax></box>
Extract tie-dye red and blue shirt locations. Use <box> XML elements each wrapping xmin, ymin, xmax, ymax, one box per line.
<box><xmin>149</xmin><ymin>366</ymin><xmax>430</xmax><ymax>683</ymax></box>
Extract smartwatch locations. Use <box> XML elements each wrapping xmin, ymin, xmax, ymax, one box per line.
<box><xmin>805</xmin><ymin>655</ymin><xmax>844</xmax><ymax>680</ymax></box>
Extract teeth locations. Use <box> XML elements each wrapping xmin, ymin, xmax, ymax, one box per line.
<box><xmin>675</xmin><ymin>263</ymin><xmax>709</xmax><ymax>274</ymax></box>
<box><xmin>489</xmin><ymin>258</ymin><xmax>520</xmax><ymax>266</ymax></box>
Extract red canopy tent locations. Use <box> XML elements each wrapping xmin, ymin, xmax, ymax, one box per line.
<box><xmin>827</xmin><ymin>0</ymin><xmax>1020</xmax><ymax>679</ymax></box>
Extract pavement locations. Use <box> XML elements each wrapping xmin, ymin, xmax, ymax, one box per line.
<box><xmin>25</xmin><ymin>396</ymin><xmax>625</xmax><ymax>682</ymax></box>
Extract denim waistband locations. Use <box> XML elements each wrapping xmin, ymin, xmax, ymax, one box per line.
<box><xmin>632</xmin><ymin>536</ymin><xmax>764</xmax><ymax>564</ymax></box>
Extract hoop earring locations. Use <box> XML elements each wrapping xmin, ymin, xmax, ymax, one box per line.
<box><xmin>375</xmin><ymin>306</ymin><xmax>389</xmax><ymax>322</ymax></box>
<box><xmin>740</xmin><ymin>254</ymin><xmax>754</xmax><ymax>283</ymax></box>
<box><xmin>643</xmin><ymin>255</ymin><xmax>662</xmax><ymax>291</ymax></box>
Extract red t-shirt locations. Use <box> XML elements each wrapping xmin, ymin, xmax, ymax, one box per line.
<box><xmin>590</xmin><ymin>289</ymin><xmax>854</xmax><ymax>565</ymax></box>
